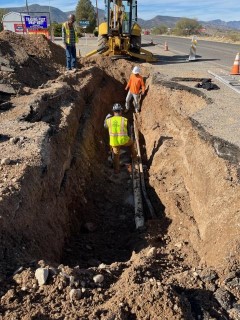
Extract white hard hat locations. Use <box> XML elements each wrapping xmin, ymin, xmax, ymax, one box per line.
<box><xmin>112</xmin><ymin>103</ymin><xmax>123</xmax><ymax>112</ymax></box>
<box><xmin>132</xmin><ymin>66</ymin><xmax>140</xmax><ymax>74</ymax></box>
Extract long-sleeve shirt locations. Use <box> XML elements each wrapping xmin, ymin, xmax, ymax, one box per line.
<box><xmin>125</xmin><ymin>74</ymin><xmax>145</xmax><ymax>94</ymax></box>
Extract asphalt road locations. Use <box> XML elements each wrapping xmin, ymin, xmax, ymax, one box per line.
<box><xmin>56</xmin><ymin>35</ymin><xmax>239</xmax><ymax>69</ymax></box>
<box><xmin>142</xmin><ymin>35</ymin><xmax>239</xmax><ymax>69</ymax></box>
<box><xmin>55</xmin><ymin>35</ymin><xmax>240</xmax><ymax>69</ymax></box>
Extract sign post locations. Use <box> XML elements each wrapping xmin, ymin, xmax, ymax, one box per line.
<box><xmin>79</xmin><ymin>20</ymin><xmax>90</xmax><ymax>46</ymax></box>
<box><xmin>83</xmin><ymin>26</ymin><xmax>87</xmax><ymax>46</ymax></box>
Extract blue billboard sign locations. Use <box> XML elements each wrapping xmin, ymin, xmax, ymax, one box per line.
<box><xmin>24</xmin><ymin>16</ymin><xmax>48</xmax><ymax>29</ymax></box>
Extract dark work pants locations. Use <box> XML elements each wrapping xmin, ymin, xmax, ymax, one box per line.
<box><xmin>66</xmin><ymin>45</ymin><xmax>76</xmax><ymax>70</ymax></box>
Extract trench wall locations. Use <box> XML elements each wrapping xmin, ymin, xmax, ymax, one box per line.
<box><xmin>0</xmin><ymin>63</ymin><xmax>129</xmax><ymax>275</ymax></box>
<box><xmin>140</xmin><ymin>77</ymin><xmax>240</xmax><ymax>270</ymax></box>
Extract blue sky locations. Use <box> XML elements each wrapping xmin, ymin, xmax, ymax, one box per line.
<box><xmin>1</xmin><ymin>0</ymin><xmax>240</xmax><ymax>22</ymax></box>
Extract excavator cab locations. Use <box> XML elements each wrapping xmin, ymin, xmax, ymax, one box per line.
<box><xmin>106</xmin><ymin>0</ymin><xmax>136</xmax><ymax>35</ymax></box>
<box><xmin>85</xmin><ymin>0</ymin><xmax>157</xmax><ymax>62</ymax></box>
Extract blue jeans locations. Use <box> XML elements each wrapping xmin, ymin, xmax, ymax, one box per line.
<box><xmin>66</xmin><ymin>45</ymin><xmax>76</xmax><ymax>70</ymax></box>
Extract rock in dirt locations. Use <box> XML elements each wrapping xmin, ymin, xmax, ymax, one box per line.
<box><xmin>0</xmin><ymin>66</ymin><xmax>14</xmax><ymax>72</ymax></box>
<box><xmin>199</xmin><ymin>269</ymin><xmax>218</xmax><ymax>282</ymax></box>
<box><xmin>214</xmin><ymin>288</ymin><xmax>234</xmax><ymax>310</ymax></box>
<box><xmin>9</xmin><ymin>137</ymin><xmax>19</xmax><ymax>145</ymax></box>
<box><xmin>1</xmin><ymin>158</ymin><xmax>11</xmax><ymax>165</ymax></box>
<box><xmin>225</xmin><ymin>277</ymin><xmax>240</xmax><ymax>290</ymax></box>
<box><xmin>174</xmin><ymin>242</ymin><xmax>182</xmax><ymax>249</ymax></box>
<box><xmin>224</xmin><ymin>271</ymin><xmax>237</xmax><ymax>283</ymax></box>
<box><xmin>69</xmin><ymin>288</ymin><xmax>81</xmax><ymax>301</ymax></box>
<box><xmin>0</xmin><ymin>56</ymin><xmax>10</xmax><ymax>66</ymax></box>
<box><xmin>98</xmin><ymin>263</ymin><xmax>107</xmax><ymax>270</ymax></box>
<box><xmin>35</xmin><ymin>268</ymin><xmax>49</xmax><ymax>286</ymax></box>
<box><xmin>0</xmin><ymin>84</ymin><xmax>15</xmax><ymax>95</ymax></box>
<box><xmin>93</xmin><ymin>274</ymin><xmax>104</xmax><ymax>284</ymax></box>
<box><xmin>147</xmin><ymin>247</ymin><xmax>157</xmax><ymax>258</ymax></box>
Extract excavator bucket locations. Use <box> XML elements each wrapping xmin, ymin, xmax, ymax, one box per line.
<box><xmin>85</xmin><ymin>37</ymin><xmax>158</xmax><ymax>62</ymax></box>
<box><xmin>127</xmin><ymin>48</ymin><xmax>158</xmax><ymax>63</ymax></box>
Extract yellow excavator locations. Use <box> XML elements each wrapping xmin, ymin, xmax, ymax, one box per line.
<box><xmin>85</xmin><ymin>0</ymin><xmax>157</xmax><ymax>62</ymax></box>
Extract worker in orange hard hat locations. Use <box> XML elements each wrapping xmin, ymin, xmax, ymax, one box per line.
<box><xmin>125</xmin><ymin>66</ymin><xmax>145</xmax><ymax>113</ymax></box>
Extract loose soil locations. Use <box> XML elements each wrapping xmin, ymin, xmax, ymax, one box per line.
<box><xmin>0</xmin><ymin>30</ymin><xmax>240</xmax><ymax>320</ymax></box>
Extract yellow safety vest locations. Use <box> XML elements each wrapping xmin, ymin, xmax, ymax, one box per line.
<box><xmin>106</xmin><ymin>116</ymin><xmax>130</xmax><ymax>147</ymax></box>
<box><xmin>63</xmin><ymin>22</ymin><xmax>78</xmax><ymax>44</ymax></box>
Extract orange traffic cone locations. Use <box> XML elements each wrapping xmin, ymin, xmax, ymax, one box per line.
<box><xmin>230</xmin><ymin>53</ymin><xmax>240</xmax><ymax>75</ymax></box>
<box><xmin>164</xmin><ymin>41</ymin><xmax>169</xmax><ymax>51</ymax></box>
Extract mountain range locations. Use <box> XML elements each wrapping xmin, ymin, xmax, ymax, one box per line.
<box><xmin>2</xmin><ymin>4</ymin><xmax>240</xmax><ymax>31</ymax></box>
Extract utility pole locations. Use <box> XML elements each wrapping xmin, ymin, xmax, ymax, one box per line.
<box><xmin>96</xmin><ymin>0</ymin><xmax>99</xmax><ymax>27</ymax></box>
<box><xmin>48</xmin><ymin>0</ymin><xmax>53</xmax><ymax>41</ymax></box>
<box><xmin>26</xmin><ymin>0</ymin><xmax>29</xmax><ymax>14</ymax></box>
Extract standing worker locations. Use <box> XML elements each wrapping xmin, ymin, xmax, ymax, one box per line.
<box><xmin>62</xmin><ymin>14</ymin><xmax>78</xmax><ymax>71</ymax></box>
<box><xmin>125</xmin><ymin>66</ymin><xmax>145</xmax><ymax>113</ymax></box>
<box><xmin>104</xmin><ymin>103</ymin><xmax>137</xmax><ymax>174</ymax></box>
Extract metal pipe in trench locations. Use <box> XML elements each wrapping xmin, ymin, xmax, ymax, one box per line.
<box><xmin>133</xmin><ymin>114</ymin><xmax>156</xmax><ymax>219</ymax></box>
<box><xmin>131</xmin><ymin>121</ymin><xmax>144</xmax><ymax>229</ymax></box>
<box><xmin>132</xmin><ymin>159</ymin><xmax>145</xmax><ymax>229</ymax></box>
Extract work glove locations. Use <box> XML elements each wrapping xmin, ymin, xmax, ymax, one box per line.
<box><xmin>105</xmin><ymin>113</ymin><xmax>112</xmax><ymax>120</ymax></box>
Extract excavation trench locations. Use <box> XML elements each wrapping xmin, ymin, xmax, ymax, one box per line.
<box><xmin>1</xmin><ymin>58</ymin><xmax>240</xmax><ymax>319</ymax></box>
<box><xmin>0</xmin><ymin>58</ymin><xmax>141</xmax><ymax>275</ymax></box>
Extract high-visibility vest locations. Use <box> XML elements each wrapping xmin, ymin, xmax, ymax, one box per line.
<box><xmin>63</xmin><ymin>22</ymin><xmax>78</xmax><ymax>44</ymax></box>
<box><xmin>106</xmin><ymin>116</ymin><xmax>130</xmax><ymax>147</ymax></box>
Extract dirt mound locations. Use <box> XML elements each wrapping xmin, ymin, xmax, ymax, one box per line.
<box><xmin>0</xmin><ymin>31</ymin><xmax>66</xmax><ymax>99</ymax></box>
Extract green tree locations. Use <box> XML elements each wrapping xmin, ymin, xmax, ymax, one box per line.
<box><xmin>152</xmin><ymin>25</ymin><xmax>168</xmax><ymax>35</ymax></box>
<box><xmin>75</xmin><ymin>0</ymin><xmax>96</xmax><ymax>33</ymax></box>
<box><xmin>48</xmin><ymin>22</ymin><xmax>63</xmax><ymax>37</ymax></box>
<box><xmin>0</xmin><ymin>8</ymin><xmax>7</xmax><ymax>32</ymax></box>
<box><xmin>174</xmin><ymin>18</ymin><xmax>202</xmax><ymax>36</ymax></box>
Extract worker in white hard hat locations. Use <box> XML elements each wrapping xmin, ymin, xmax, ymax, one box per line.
<box><xmin>104</xmin><ymin>103</ymin><xmax>137</xmax><ymax>174</ymax></box>
<box><xmin>125</xmin><ymin>66</ymin><xmax>145</xmax><ymax>113</ymax></box>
